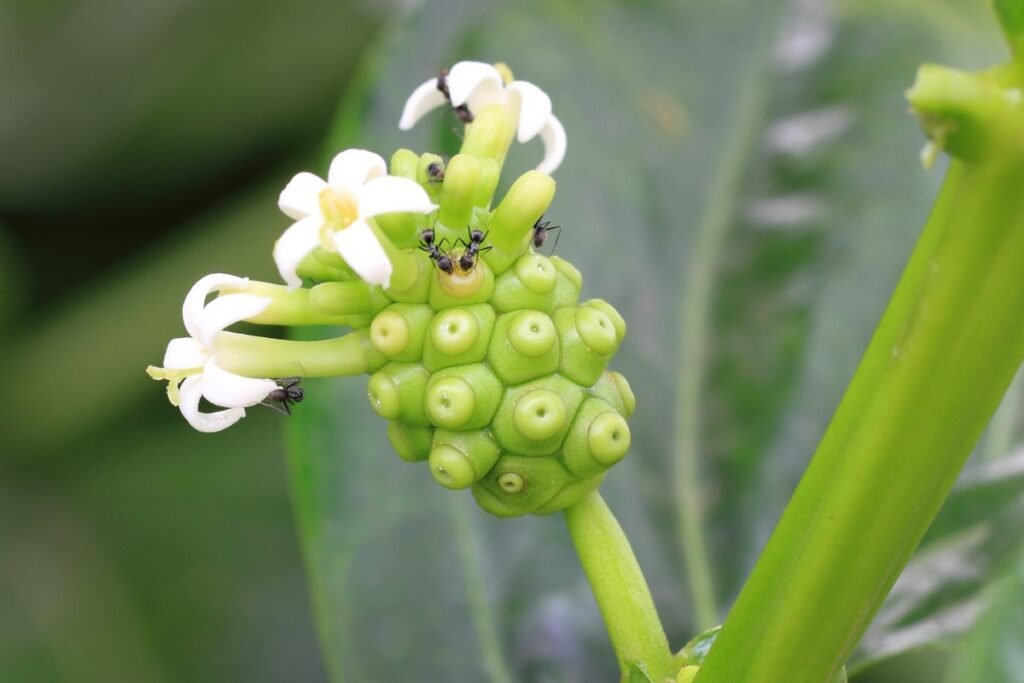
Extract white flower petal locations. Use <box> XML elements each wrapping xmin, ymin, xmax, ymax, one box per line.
<box><xmin>399</xmin><ymin>78</ymin><xmax>448</xmax><ymax>130</ymax></box>
<box><xmin>278</xmin><ymin>171</ymin><xmax>328</xmax><ymax>220</ymax></box>
<box><xmin>447</xmin><ymin>61</ymin><xmax>504</xmax><ymax>111</ymax></box>
<box><xmin>327</xmin><ymin>149</ymin><xmax>387</xmax><ymax>190</ymax></box>
<box><xmin>357</xmin><ymin>176</ymin><xmax>437</xmax><ymax>219</ymax></box>
<box><xmin>332</xmin><ymin>220</ymin><xmax>393</xmax><ymax>288</ymax></box>
<box><xmin>179</xmin><ymin>375</ymin><xmax>246</xmax><ymax>433</ymax></box>
<box><xmin>201</xmin><ymin>360</ymin><xmax>278</xmax><ymax>408</ymax></box>
<box><xmin>274</xmin><ymin>214</ymin><xmax>323</xmax><ymax>290</ymax></box>
<box><xmin>507</xmin><ymin>80</ymin><xmax>553</xmax><ymax>142</ymax></box>
<box><xmin>536</xmin><ymin>114</ymin><xmax>567</xmax><ymax>175</ymax></box>
<box><xmin>182</xmin><ymin>273</ymin><xmax>251</xmax><ymax>340</ymax></box>
<box><xmin>163</xmin><ymin>337</ymin><xmax>208</xmax><ymax>369</ymax></box>
<box><xmin>197</xmin><ymin>294</ymin><xmax>272</xmax><ymax>350</ymax></box>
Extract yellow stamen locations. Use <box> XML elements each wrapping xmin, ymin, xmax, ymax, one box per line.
<box><xmin>318</xmin><ymin>187</ymin><xmax>361</xmax><ymax>250</ymax></box>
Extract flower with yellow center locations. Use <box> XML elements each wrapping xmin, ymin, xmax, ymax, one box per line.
<box><xmin>274</xmin><ymin>148</ymin><xmax>438</xmax><ymax>290</ymax></box>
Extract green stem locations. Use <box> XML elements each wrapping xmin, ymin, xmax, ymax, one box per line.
<box><xmin>672</xmin><ymin>0</ymin><xmax>785</xmax><ymax>631</ymax></box>
<box><xmin>449</xmin><ymin>495</ymin><xmax>513</xmax><ymax>683</ymax></box>
<box><xmin>695</xmin><ymin>64</ymin><xmax>1024</xmax><ymax>683</ymax></box>
<box><xmin>564</xmin><ymin>491</ymin><xmax>674</xmax><ymax>682</ymax></box>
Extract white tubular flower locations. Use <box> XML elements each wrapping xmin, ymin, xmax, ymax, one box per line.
<box><xmin>274</xmin><ymin>148</ymin><xmax>437</xmax><ymax>290</ymax></box>
<box><xmin>399</xmin><ymin>61</ymin><xmax>567</xmax><ymax>175</ymax></box>
<box><xmin>148</xmin><ymin>274</ymin><xmax>279</xmax><ymax>433</ymax></box>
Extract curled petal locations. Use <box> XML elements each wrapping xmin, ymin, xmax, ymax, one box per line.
<box><xmin>274</xmin><ymin>215</ymin><xmax>323</xmax><ymax>290</ymax></box>
<box><xmin>399</xmin><ymin>78</ymin><xmax>448</xmax><ymax>130</ymax></box>
<box><xmin>536</xmin><ymin>114</ymin><xmax>567</xmax><ymax>175</ymax></box>
<box><xmin>327</xmin><ymin>149</ymin><xmax>387</xmax><ymax>191</ymax></box>
<box><xmin>507</xmin><ymin>80</ymin><xmax>553</xmax><ymax>142</ymax></box>
<box><xmin>178</xmin><ymin>375</ymin><xmax>246</xmax><ymax>433</ymax></box>
<box><xmin>163</xmin><ymin>337</ymin><xmax>208</xmax><ymax>369</ymax></box>
<box><xmin>182</xmin><ymin>273</ymin><xmax>251</xmax><ymax>340</ymax></box>
<box><xmin>197</xmin><ymin>293</ymin><xmax>272</xmax><ymax>350</ymax></box>
<box><xmin>357</xmin><ymin>176</ymin><xmax>437</xmax><ymax>219</ymax></box>
<box><xmin>279</xmin><ymin>171</ymin><xmax>328</xmax><ymax>220</ymax></box>
<box><xmin>447</xmin><ymin>61</ymin><xmax>504</xmax><ymax>111</ymax></box>
<box><xmin>200</xmin><ymin>360</ymin><xmax>277</xmax><ymax>408</ymax></box>
<box><xmin>332</xmin><ymin>220</ymin><xmax>393</xmax><ymax>288</ymax></box>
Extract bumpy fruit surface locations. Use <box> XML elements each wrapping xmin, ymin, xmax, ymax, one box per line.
<box><xmin>359</xmin><ymin>152</ymin><xmax>635</xmax><ymax>517</ymax></box>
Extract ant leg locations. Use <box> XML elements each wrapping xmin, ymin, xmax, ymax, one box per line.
<box><xmin>259</xmin><ymin>399</ymin><xmax>289</xmax><ymax>416</ymax></box>
<box><xmin>550</xmin><ymin>227</ymin><xmax>562</xmax><ymax>254</ymax></box>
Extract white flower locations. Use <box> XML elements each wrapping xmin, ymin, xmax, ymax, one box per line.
<box><xmin>398</xmin><ymin>61</ymin><xmax>567</xmax><ymax>175</ymax></box>
<box><xmin>148</xmin><ymin>274</ymin><xmax>279</xmax><ymax>433</ymax></box>
<box><xmin>274</xmin><ymin>148</ymin><xmax>437</xmax><ymax>290</ymax></box>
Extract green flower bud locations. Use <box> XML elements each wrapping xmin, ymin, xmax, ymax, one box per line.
<box><xmin>562</xmin><ymin>398</ymin><xmax>631</xmax><ymax>478</ymax></box>
<box><xmin>369</xmin><ymin>304</ymin><xmax>433</xmax><ymax>361</ymax></box>
<box><xmin>389</xmin><ymin>148</ymin><xmax>420</xmax><ymax>179</ymax></box>
<box><xmin>487</xmin><ymin>171</ymin><xmax>555</xmax><ymax>252</ymax></box>
<box><xmin>438</xmin><ymin>154</ymin><xmax>481</xmax><ymax>229</ymax></box>
<box><xmin>582</xmin><ymin>298</ymin><xmax>626</xmax><ymax>340</ymax></box>
<box><xmin>386</xmin><ymin>255</ymin><xmax>433</xmax><ymax>304</ymax></box>
<box><xmin>417</xmin><ymin>152</ymin><xmax>446</xmax><ymax>202</ymax></box>
<box><xmin>423</xmin><ymin>304</ymin><xmax>496</xmax><ymax>372</ymax></box>
<box><xmin>492</xmin><ymin>374</ymin><xmax>584</xmax><ymax>455</ymax></box>
<box><xmin>387</xmin><ymin>421</ymin><xmax>434</xmax><ymax>463</ymax></box>
<box><xmin>487</xmin><ymin>310</ymin><xmax>560</xmax><ymax>384</ymax></box>
<box><xmin>676</xmin><ymin>666</ymin><xmax>699</xmax><ymax>683</ymax></box>
<box><xmin>366</xmin><ymin>363</ymin><xmax>430</xmax><ymax>425</ymax></box>
<box><xmin>428</xmin><ymin>429</ymin><xmax>500</xmax><ymax>490</ymax></box>
<box><xmin>425</xmin><ymin>364</ymin><xmax>502</xmax><ymax>430</ymax></box>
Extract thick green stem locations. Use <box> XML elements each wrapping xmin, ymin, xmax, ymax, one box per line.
<box><xmin>696</xmin><ymin>62</ymin><xmax>1024</xmax><ymax>683</ymax></box>
<box><xmin>564</xmin><ymin>491</ymin><xmax>674</xmax><ymax>682</ymax></box>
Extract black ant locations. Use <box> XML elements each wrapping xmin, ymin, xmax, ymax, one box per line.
<box><xmin>456</xmin><ymin>227</ymin><xmax>493</xmax><ymax>272</ymax></box>
<box><xmin>532</xmin><ymin>216</ymin><xmax>562</xmax><ymax>252</ymax></box>
<box><xmin>436</xmin><ymin>69</ymin><xmax>474</xmax><ymax>123</ymax></box>
<box><xmin>262</xmin><ymin>377</ymin><xmax>304</xmax><ymax>415</ymax></box>
<box><xmin>427</xmin><ymin>161</ymin><xmax>446</xmax><ymax>183</ymax></box>
<box><xmin>419</xmin><ymin>228</ymin><xmax>454</xmax><ymax>274</ymax></box>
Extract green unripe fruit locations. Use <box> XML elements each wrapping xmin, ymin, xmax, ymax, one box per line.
<box><xmin>487</xmin><ymin>310</ymin><xmax>559</xmax><ymax>384</ymax></box>
<box><xmin>493</xmin><ymin>374</ymin><xmax>584</xmax><ymax>455</ymax></box>
<box><xmin>428</xmin><ymin>429</ymin><xmax>500</xmax><ymax>490</ymax></box>
<box><xmin>369</xmin><ymin>304</ymin><xmax>433</xmax><ymax>361</ymax></box>
<box><xmin>423</xmin><ymin>304</ymin><xmax>496</xmax><ymax>371</ymax></box>
<box><xmin>425</xmin><ymin>364</ymin><xmax>502</xmax><ymax>430</ymax></box>
<box><xmin>366</xmin><ymin>363</ymin><xmax>430</xmax><ymax>425</ymax></box>
<box><xmin>387</xmin><ymin>422</ymin><xmax>433</xmax><ymax>463</ymax></box>
<box><xmin>353</xmin><ymin>169</ymin><xmax>634</xmax><ymax>518</ymax></box>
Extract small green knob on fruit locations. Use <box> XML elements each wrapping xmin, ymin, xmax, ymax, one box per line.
<box><xmin>370</xmin><ymin>304</ymin><xmax>433</xmax><ymax>360</ymax></box>
<box><xmin>425</xmin><ymin>364</ymin><xmax>502</xmax><ymax>430</ymax></box>
<box><xmin>366</xmin><ymin>363</ymin><xmax>430</xmax><ymax>424</ymax></box>
<box><xmin>423</xmin><ymin>304</ymin><xmax>496</xmax><ymax>371</ymax></box>
<box><xmin>487</xmin><ymin>310</ymin><xmax>560</xmax><ymax>384</ymax></box>
<box><xmin>386</xmin><ymin>422</ymin><xmax>434</xmax><ymax>463</ymax></box>
<box><xmin>513</xmin><ymin>389</ymin><xmax>568</xmax><ymax>440</ymax></box>
<box><xmin>428</xmin><ymin>429</ymin><xmax>501</xmax><ymax>490</ymax></box>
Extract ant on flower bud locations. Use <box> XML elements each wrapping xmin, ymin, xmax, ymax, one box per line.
<box><xmin>419</xmin><ymin>228</ymin><xmax>455</xmax><ymax>274</ymax></box>
<box><xmin>427</xmin><ymin>161</ymin><xmax>446</xmax><ymax>183</ymax></box>
<box><xmin>532</xmin><ymin>216</ymin><xmax>562</xmax><ymax>252</ymax></box>
<box><xmin>261</xmin><ymin>377</ymin><xmax>304</xmax><ymax>415</ymax></box>
<box><xmin>436</xmin><ymin>69</ymin><xmax>474</xmax><ymax>123</ymax></box>
<box><xmin>456</xmin><ymin>227</ymin><xmax>493</xmax><ymax>272</ymax></box>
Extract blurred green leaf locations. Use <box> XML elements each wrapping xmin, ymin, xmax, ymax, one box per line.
<box><xmin>292</xmin><ymin>1</ymin><xmax>1011</xmax><ymax>681</ymax></box>
<box><xmin>947</xmin><ymin>544</ymin><xmax>1024</xmax><ymax>683</ymax></box>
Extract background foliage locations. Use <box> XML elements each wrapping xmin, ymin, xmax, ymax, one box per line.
<box><xmin>3</xmin><ymin>0</ymin><xmax>1022</xmax><ymax>681</ymax></box>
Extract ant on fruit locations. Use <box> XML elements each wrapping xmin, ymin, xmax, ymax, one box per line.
<box><xmin>436</xmin><ymin>69</ymin><xmax>474</xmax><ymax>123</ymax></box>
<box><xmin>261</xmin><ymin>377</ymin><xmax>304</xmax><ymax>415</ymax></box>
<box><xmin>419</xmin><ymin>228</ymin><xmax>455</xmax><ymax>274</ymax></box>
<box><xmin>532</xmin><ymin>216</ymin><xmax>562</xmax><ymax>253</ymax></box>
<box><xmin>456</xmin><ymin>227</ymin><xmax>493</xmax><ymax>272</ymax></box>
